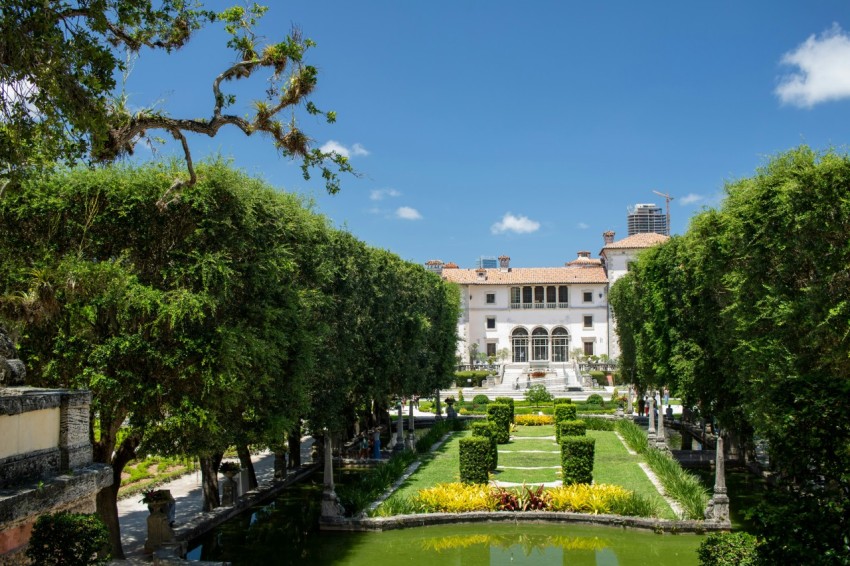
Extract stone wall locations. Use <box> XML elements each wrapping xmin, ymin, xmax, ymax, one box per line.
<box><xmin>0</xmin><ymin>329</ymin><xmax>112</xmax><ymax>564</ymax></box>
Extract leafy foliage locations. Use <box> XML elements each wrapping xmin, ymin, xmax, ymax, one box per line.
<box><xmin>458</xmin><ymin>436</ymin><xmax>491</xmax><ymax>484</ymax></box>
<box><xmin>697</xmin><ymin>532</ymin><xmax>760</xmax><ymax>566</ymax></box>
<box><xmin>524</xmin><ymin>384</ymin><xmax>554</xmax><ymax>407</ymax></box>
<box><xmin>553</xmin><ymin>404</ymin><xmax>577</xmax><ymax>442</ymax></box>
<box><xmin>493</xmin><ymin>484</ymin><xmax>549</xmax><ymax>511</ymax></box>
<box><xmin>560</xmin><ymin>436</ymin><xmax>595</xmax><ymax>485</ymax></box>
<box><xmin>413</xmin><ymin>482</ymin><xmax>496</xmax><ymax>513</ymax></box>
<box><xmin>559</xmin><ymin>420</ymin><xmax>587</xmax><ymax>438</ymax></box>
<box><xmin>494</xmin><ymin>396</ymin><xmax>515</xmax><ymax>422</ymax></box>
<box><xmin>470</xmin><ymin>421</ymin><xmax>499</xmax><ymax>471</ymax></box>
<box><xmin>486</xmin><ymin>403</ymin><xmax>512</xmax><ymax>444</ymax></box>
<box><xmin>515</xmin><ymin>414</ymin><xmax>554</xmax><ymax>426</ymax></box>
<box><xmin>26</xmin><ymin>512</ymin><xmax>110</xmax><ymax>566</ymax></box>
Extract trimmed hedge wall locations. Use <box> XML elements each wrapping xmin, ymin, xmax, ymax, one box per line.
<box><xmin>554</xmin><ymin>404</ymin><xmax>578</xmax><ymax>442</ymax></box>
<box><xmin>459</xmin><ymin>436</ymin><xmax>492</xmax><ymax>484</ymax></box>
<box><xmin>455</xmin><ymin>370</ymin><xmax>491</xmax><ymax>387</ymax></box>
<box><xmin>553</xmin><ymin>398</ymin><xmax>573</xmax><ymax>406</ymax></box>
<box><xmin>494</xmin><ymin>397</ymin><xmax>515</xmax><ymax>423</ymax></box>
<box><xmin>470</xmin><ymin>421</ymin><xmax>499</xmax><ymax>470</ymax></box>
<box><xmin>561</xmin><ymin>436</ymin><xmax>596</xmax><ymax>485</ymax></box>
<box><xmin>487</xmin><ymin>403</ymin><xmax>512</xmax><ymax>444</ymax></box>
<box><xmin>559</xmin><ymin>419</ymin><xmax>587</xmax><ymax>438</ymax></box>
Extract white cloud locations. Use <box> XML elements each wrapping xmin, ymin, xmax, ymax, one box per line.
<box><xmin>396</xmin><ymin>206</ymin><xmax>422</xmax><ymax>220</ymax></box>
<box><xmin>776</xmin><ymin>24</ymin><xmax>850</xmax><ymax>107</ymax></box>
<box><xmin>577</xmin><ymin>222</ymin><xmax>589</xmax><ymax>230</ymax></box>
<box><xmin>319</xmin><ymin>140</ymin><xmax>370</xmax><ymax>158</ymax></box>
<box><xmin>491</xmin><ymin>213</ymin><xmax>541</xmax><ymax>235</ymax></box>
<box><xmin>679</xmin><ymin>193</ymin><xmax>705</xmax><ymax>206</ymax></box>
<box><xmin>370</xmin><ymin>188</ymin><xmax>401</xmax><ymax>201</ymax></box>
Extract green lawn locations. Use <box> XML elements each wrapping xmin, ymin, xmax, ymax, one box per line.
<box><xmin>380</xmin><ymin>424</ymin><xmax>676</xmax><ymax>519</ymax></box>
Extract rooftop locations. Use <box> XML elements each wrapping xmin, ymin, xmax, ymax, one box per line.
<box><xmin>602</xmin><ymin>232</ymin><xmax>670</xmax><ymax>250</ymax></box>
<box><xmin>440</xmin><ymin>266</ymin><xmax>607</xmax><ymax>285</ymax></box>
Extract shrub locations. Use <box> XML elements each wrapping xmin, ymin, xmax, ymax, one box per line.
<box><xmin>547</xmin><ymin>483</ymin><xmax>629</xmax><ymax>514</ymax></box>
<box><xmin>413</xmin><ymin>482</ymin><xmax>497</xmax><ymax>513</ymax></box>
<box><xmin>470</xmin><ymin>421</ymin><xmax>498</xmax><ymax>470</ymax></box>
<box><xmin>487</xmin><ymin>403</ymin><xmax>512</xmax><ymax>444</ymax></box>
<box><xmin>459</xmin><ymin>436</ymin><xmax>492</xmax><ymax>484</ymax></box>
<box><xmin>586</xmin><ymin>393</ymin><xmax>605</xmax><ymax>406</ymax></box>
<box><xmin>515</xmin><ymin>414</ymin><xmax>554</xmax><ymax>426</ymax></box>
<box><xmin>454</xmin><ymin>370</ymin><xmax>490</xmax><ymax>387</ymax></box>
<box><xmin>560</xmin><ymin>419</ymin><xmax>587</xmax><ymax>437</ymax></box>
<box><xmin>588</xmin><ymin>370</ymin><xmax>606</xmax><ymax>383</ymax></box>
<box><xmin>494</xmin><ymin>397</ymin><xmax>515</xmax><ymax>422</ymax></box>
<box><xmin>554</xmin><ymin>404</ymin><xmax>578</xmax><ymax>442</ymax></box>
<box><xmin>493</xmin><ymin>484</ymin><xmax>549</xmax><ymax>511</ymax></box>
<box><xmin>697</xmin><ymin>532</ymin><xmax>760</xmax><ymax>566</ymax></box>
<box><xmin>524</xmin><ymin>384</ymin><xmax>554</xmax><ymax>407</ymax></box>
<box><xmin>561</xmin><ymin>436</ymin><xmax>596</xmax><ymax>485</ymax></box>
<box><xmin>415</xmin><ymin>418</ymin><xmax>464</xmax><ymax>453</ymax></box>
<box><xmin>472</xmin><ymin>394</ymin><xmax>490</xmax><ymax>406</ymax></box>
<box><xmin>582</xmin><ymin>417</ymin><xmax>616</xmax><ymax>431</ymax></box>
<box><xmin>553</xmin><ymin>398</ymin><xmax>572</xmax><ymax>406</ymax></box>
<box><xmin>26</xmin><ymin>512</ymin><xmax>110</xmax><ymax>566</ymax></box>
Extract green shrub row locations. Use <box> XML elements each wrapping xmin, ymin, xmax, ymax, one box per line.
<box><xmin>487</xmin><ymin>403</ymin><xmax>512</xmax><ymax>444</ymax></box>
<box><xmin>494</xmin><ymin>397</ymin><xmax>515</xmax><ymax>422</ymax></box>
<box><xmin>581</xmin><ymin>417</ymin><xmax>616</xmax><ymax>431</ymax></box>
<box><xmin>454</xmin><ymin>370</ymin><xmax>491</xmax><ymax>387</ymax></box>
<box><xmin>615</xmin><ymin>419</ymin><xmax>709</xmax><ymax>519</ymax></box>
<box><xmin>553</xmin><ymin>398</ymin><xmax>573</xmax><ymax>406</ymax></box>
<box><xmin>459</xmin><ymin>436</ymin><xmax>492</xmax><ymax>484</ymax></box>
<box><xmin>554</xmin><ymin>404</ymin><xmax>578</xmax><ymax>442</ymax></box>
<box><xmin>470</xmin><ymin>421</ymin><xmax>499</xmax><ymax>470</ymax></box>
<box><xmin>561</xmin><ymin>436</ymin><xmax>595</xmax><ymax>485</ymax></box>
<box><xmin>415</xmin><ymin>418</ymin><xmax>467</xmax><ymax>453</ymax></box>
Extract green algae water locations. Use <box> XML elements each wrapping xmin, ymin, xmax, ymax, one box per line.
<box><xmin>187</xmin><ymin>471</ymin><xmax>702</xmax><ymax>565</ymax></box>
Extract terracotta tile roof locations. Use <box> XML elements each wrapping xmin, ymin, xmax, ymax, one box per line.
<box><xmin>444</xmin><ymin>262</ymin><xmax>459</xmax><ymax>269</ymax></box>
<box><xmin>441</xmin><ymin>266</ymin><xmax>607</xmax><ymax>285</ymax></box>
<box><xmin>602</xmin><ymin>232</ymin><xmax>669</xmax><ymax>250</ymax></box>
<box><xmin>566</xmin><ymin>256</ymin><xmax>602</xmax><ymax>266</ymax></box>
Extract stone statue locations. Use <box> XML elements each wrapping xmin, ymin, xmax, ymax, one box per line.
<box><xmin>0</xmin><ymin>326</ymin><xmax>26</xmax><ymax>386</ymax></box>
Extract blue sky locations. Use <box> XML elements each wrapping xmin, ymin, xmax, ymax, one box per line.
<box><xmin>126</xmin><ymin>1</ymin><xmax>850</xmax><ymax>267</ymax></box>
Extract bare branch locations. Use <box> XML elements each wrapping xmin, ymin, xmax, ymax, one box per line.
<box><xmin>156</xmin><ymin>129</ymin><xmax>196</xmax><ymax>211</ymax></box>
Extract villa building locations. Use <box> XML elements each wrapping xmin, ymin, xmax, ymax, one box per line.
<box><xmin>432</xmin><ymin>231</ymin><xmax>668</xmax><ymax>388</ymax></box>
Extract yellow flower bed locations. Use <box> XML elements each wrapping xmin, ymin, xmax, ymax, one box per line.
<box><xmin>414</xmin><ymin>482</ymin><xmax>498</xmax><ymax>513</ymax></box>
<box><xmin>515</xmin><ymin>414</ymin><xmax>554</xmax><ymax>426</ymax></box>
<box><xmin>547</xmin><ymin>484</ymin><xmax>631</xmax><ymax>514</ymax></box>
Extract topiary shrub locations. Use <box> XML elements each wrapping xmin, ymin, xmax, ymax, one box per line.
<box><xmin>487</xmin><ymin>403</ymin><xmax>512</xmax><ymax>444</ymax></box>
<box><xmin>697</xmin><ymin>532</ymin><xmax>760</xmax><ymax>566</ymax></box>
<box><xmin>553</xmin><ymin>398</ymin><xmax>573</xmax><ymax>406</ymax></box>
<box><xmin>472</xmin><ymin>394</ymin><xmax>490</xmax><ymax>406</ymax></box>
<box><xmin>559</xmin><ymin>419</ymin><xmax>587</xmax><ymax>438</ymax></box>
<box><xmin>494</xmin><ymin>397</ymin><xmax>515</xmax><ymax>423</ymax></box>
<box><xmin>554</xmin><ymin>404</ymin><xmax>578</xmax><ymax>442</ymax></box>
<box><xmin>470</xmin><ymin>421</ymin><xmax>499</xmax><ymax>470</ymax></box>
<box><xmin>561</xmin><ymin>436</ymin><xmax>596</xmax><ymax>485</ymax></box>
<box><xmin>26</xmin><ymin>512</ymin><xmax>110</xmax><ymax>566</ymax></box>
<box><xmin>586</xmin><ymin>393</ymin><xmax>605</xmax><ymax>406</ymax></box>
<box><xmin>459</xmin><ymin>436</ymin><xmax>492</xmax><ymax>484</ymax></box>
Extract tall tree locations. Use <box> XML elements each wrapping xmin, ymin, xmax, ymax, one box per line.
<box><xmin>0</xmin><ymin>1</ymin><xmax>351</xmax><ymax>199</ymax></box>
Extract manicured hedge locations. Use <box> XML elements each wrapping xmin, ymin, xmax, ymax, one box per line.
<box><xmin>554</xmin><ymin>404</ymin><xmax>578</xmax><ymax>442</ymax></box>
<box><xmin>472</xmin><ymin>394</ymin><xmax>490</xmax><ymax>406</ymax></box>
<box><xmin>561</xmin><ymin>436</ymin><xmax>596</xmax><ymax>485</ymax></box>
<box><xmin>559</xmin><ymin>419</ymin><xmax>587</xmax><ymax>438</ymax></box>
<box><xmin>553</xmin><ymin>398</ymin><xmax>573</xmax><ymax>406</ymax></box>
<box><xmin>581</xmin><ymin>417</ymin><xmax>616</xmax><ymax>431</ymax></box>
<box><xmin>459</xmin><ymin>436</ymin><xmax>492</xmax><ymax>484</ymax></box>
<box><xmin>26</xmin><ymin>512</ymin><xmax>111</xmax><ymax>566</ymax></box>
<box><xmin>697</xmin><ymin>532</ymin><xmax>760</xmax><ymax>566</ymax></box>
<box><xmin>455</xmin><ymin>370</ymin><xmax>491</xmax><ymax>387</ymax></box>
<box><xmin>487</xmin><ymin>403</ymin><xmax>512</xmax><ymax>444</ymax></box>
<box><xmin>470</xmin><ymin>421</ymin><xmax>499</xmax><ymax>470</ymax></box>
<box><xmin>494</xmin><ymin>397</ymin><xmax>515</xmax><ymax>422</ymax></box>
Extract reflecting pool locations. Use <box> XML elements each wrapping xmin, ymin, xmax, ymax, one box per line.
<box><xmin>187</xmin><ymin>472</ymin><xmax>702</xmax><ymax>565</ymax></box>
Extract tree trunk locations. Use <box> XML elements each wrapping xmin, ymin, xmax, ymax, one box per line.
<box><xmin>273</xmin><ymin>448</ymin><xmax>286</xmax><ymax>479</ymax></box>
<box><xmin>96</xmin><ymin>434</ymin><xmax>138</xmax><ymax>559</ymax></box>
<box><xmin>236</xmin><ymin>443</ymin><xmax>257</xmax><ymax>490</ymax></box>
<box><xmin>287</xmin><ymin>422</ymin><xmax>301</xmax><ymax>469</ymax></box>
<box><xmin>199</xmin><ymin>453</ymin><xmax>223</xmax><ymax>511</ymax></box>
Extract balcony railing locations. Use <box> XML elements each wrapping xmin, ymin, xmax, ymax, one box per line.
<box><xmin>510</xmin><ymin>302</ymin><xmax>569</xmax><ymax>310</ymax></box>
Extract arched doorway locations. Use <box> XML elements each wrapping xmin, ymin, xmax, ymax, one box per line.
<box><xmin>552</xmin><ymin>327</ymin><xmax>569</xmax><ymax>362</ymax></box>
<box><xmin>511</xmin><ymin>328</ymin><xmax>528</xmax><ymax>362</ymax></box>
<box><xmin>532</xmin><ymin>327</ymin><xmax>549</xmax><ymax>361</ymax></box>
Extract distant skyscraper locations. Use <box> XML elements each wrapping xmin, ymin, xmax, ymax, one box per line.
<box><xmin>476</xmin><ymin>256</ymin><xmax>498</xmax><ymax>269</ymax></box>
<box><xmin>627</xmin><ymin>203</ymin><xmax>668</xmax><ymax>236</ymax></box>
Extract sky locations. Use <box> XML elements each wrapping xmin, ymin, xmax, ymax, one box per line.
<box><xmin>126</xmin><ymin>1</ymin><xmax>850</xmax><ymax>267</ymax></box>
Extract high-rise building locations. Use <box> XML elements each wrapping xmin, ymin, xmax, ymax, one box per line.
<box><xmin>476</xmin><ymin>256</ymin><xmax>498</xmax><ymax>269</ymax></box>
<box><xmin>627</xmin><ymin>203</ymin><xmax>668</xmax><ymax>236</ymax></box>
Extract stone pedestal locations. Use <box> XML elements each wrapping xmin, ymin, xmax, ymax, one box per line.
<box><xmin>144</xmin><ymin>501</ymin><xmax>176</xmax><ymax>554</ymax></box>
<box><xmin>446</xmin><ymin>405</ymin><xmax>457</xmax><ymax>419</ymax></box>
<box><xmin>647</xmin><ymin>395</ymin><xmax>657</xmax><ymax>444</ymax></box>
<box><xmin>655</xmin><ymin>405</ymin><xmax>668</xmax><ymax>451</ymax></box>
<box><xmin>705</xmin><ymin>434</ymin><xmax>730</xmax><ymax>524</ymax></box>
<box><xmin>221</xmin><ymin>473</ymin><xmax>239</xmax><ymax>506</ymax></box>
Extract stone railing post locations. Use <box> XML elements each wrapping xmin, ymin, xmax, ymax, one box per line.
<box><xmin>647</xmin><ymin>393</ymin><xmax>657</xmax><ymax>444</ymax></box>
<box><xmin>59</xmin><ymin>391</ymin><xmax>92</xmax><ymax>471</ymax></box>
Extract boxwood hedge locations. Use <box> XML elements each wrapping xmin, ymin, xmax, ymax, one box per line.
<box><xmin>561</xmin><ymin>436</ymin><xmax>596</xmax><ymax>485</ymax></box>
<box><xmin>459</xmin><ymin>436</ymin><xmax>492</xmax><ymax>484</ymax></box>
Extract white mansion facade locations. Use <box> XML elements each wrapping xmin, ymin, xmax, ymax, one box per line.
<box><xmin>433</xmin><ymin>231</ymin><xmax>668</xmax><ymax>368</ymax></box>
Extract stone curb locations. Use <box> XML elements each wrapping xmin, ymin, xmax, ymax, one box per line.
<box><xmin>322</xmin><ymin>510</ymin><xmax>731</xmax><ymax>534</ymax></box>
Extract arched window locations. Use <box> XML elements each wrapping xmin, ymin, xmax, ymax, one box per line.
<box><xmin>552</xmin><ymin>327</ymin><xmax>569</xmax><ymax>362</ymax></box>
<box><xmin>532</xmin><ymin>327</ymin><xmax>549</xmax><ymax>361</ymax></box>
<box><xmin>512</xmin><ymin>328</ymin><xmax>529</xmax><ymax>362</ymax></box>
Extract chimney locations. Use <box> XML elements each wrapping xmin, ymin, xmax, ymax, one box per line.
<box><xmin>475</xmin><ymin>268</ymin><xmax>487</xmax><ymax>281</ymax></box>
<box><xmin>603</xmin><ymin>230</ymin><xmax>615</xmax><ymax>245</ymax></box>
<box><xmin>578</xmin><ymin>251</ymin><xmax>591</xmax><ymax>258</ymax></box>
<box><xmin>498</xmin><ymin>255</ymin><xmax>510</xmax><ymax>271</ymax></box>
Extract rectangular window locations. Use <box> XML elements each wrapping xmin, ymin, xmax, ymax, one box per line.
<box><xmin>486</xmin><ymin>317</ymin><xmax>496</xmax><ymax>329</ymax></box>
<box><xmin>522</xmin><ymin>286</ymin><xmax>533</xmax><ymax>304</ymax></box>
<box><xmin>584</xmin><ymin>315</ymin><xmax>593</xmax><ymax>328</ymax></box>
<box><xmin>486</xmin><ymin>343</ymin><xmax>496</xmax><ymax>357</ymax></box>
<box><xmin>583</xmin><ymin>291</ymin><xmax>593</xmax><ymax>303</ymax></box>
<box><xmin>584</xmin><ymin>341</ymin><xmax>594</xmax><ymax>356</ymax></box>
<box><xmin>486</xmin><ymin>293</ymin><xmax>495</xmax><ymax>304</ymax></box>
<box><xmin>558</xmin><ymin>286</ymin><xmax>568</xmax><ymax>306</ymax></box>
<box><xmin>511</xmin><ymin>287</ymin><xmax>521</xmax><ymax>307</ymax></box>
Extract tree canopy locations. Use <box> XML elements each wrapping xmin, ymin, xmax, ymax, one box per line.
<box><xmin>0</xmin><ymin>1</ymin><xmax>351</xmax><ymax>200</ymax></box>
<box><xmin>609</xmin><ymin>146</ymin><xmax>850</xmax><ymax>564</ymax></box>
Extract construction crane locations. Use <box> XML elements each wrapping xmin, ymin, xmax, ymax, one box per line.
<box><xmin>652</xmin><ymin>190</ymin><xmax>674</xmax><ymax>235</ymax></box>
